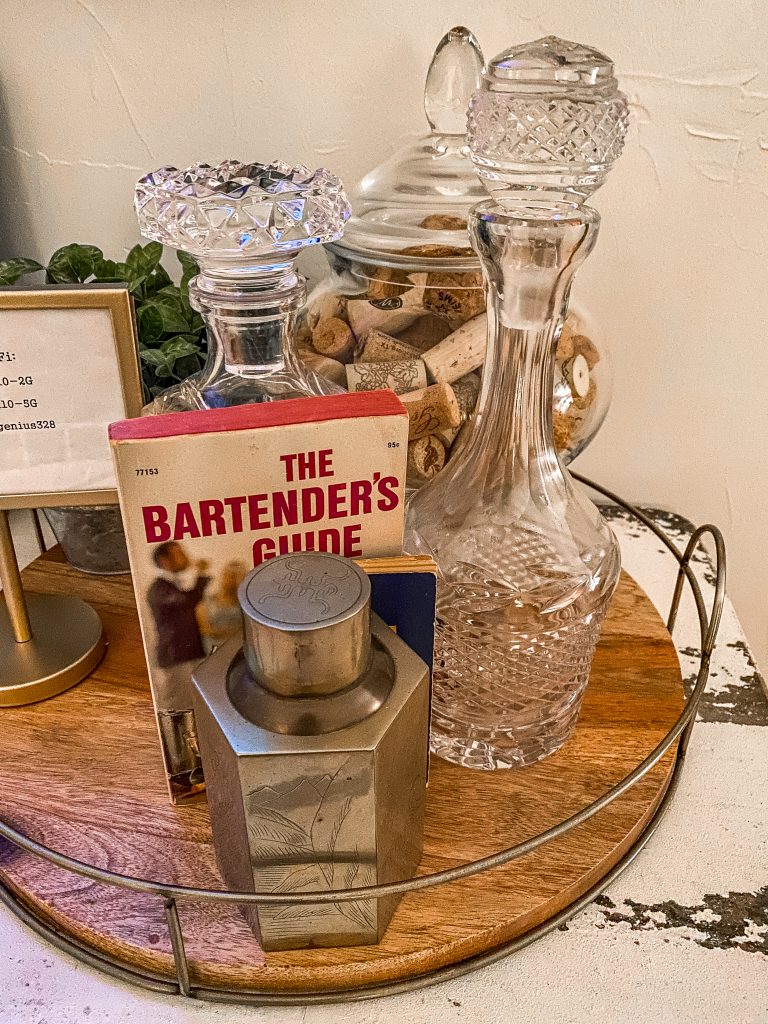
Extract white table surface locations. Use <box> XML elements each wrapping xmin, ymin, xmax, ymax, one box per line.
<box><xmin>2</xmin><ymin>506</ymin><xmax>766</xmax><ymax>1024</ymax></box>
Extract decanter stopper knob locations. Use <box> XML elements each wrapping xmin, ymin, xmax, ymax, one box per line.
<box><xmin>467</xmin><ymin>36</ymin><xmax>629</xmax><ymax>200</ymax></box>
<box><xmin>134</xmin><ymin>160</ymin><xmax>351</xmax><ymax>268</ymax></box>
<box><xmin>424</xmin><ymin>26</ymin><xmax>484</xmax><ymax>136</ymax></box>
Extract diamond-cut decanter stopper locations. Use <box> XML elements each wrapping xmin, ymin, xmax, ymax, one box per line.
<box><xmin>424</xmin><ymin>26</ymin><xmax>484</xmax><ymax>135</ymax></box>
<box><xmin>134</xmin><ymin>160</ymin><xmax>351</xmax><ymax>266</ymax></box>
<box><xmin>467</xmin><ymin>36</ymin><xmax>629</xmax><ymax>199</ymax></box>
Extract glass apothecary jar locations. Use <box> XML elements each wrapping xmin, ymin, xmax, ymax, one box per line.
<box><xmin>298</xmin><ymin>27</ymin><xmax>611</xmax><ymax>486</ymax></box>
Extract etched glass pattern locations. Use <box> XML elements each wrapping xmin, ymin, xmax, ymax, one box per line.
<box><xmin>135</xmin><ymin>160</ymin><xmax>351</xmax><ymax>262</ymax></box>
<box><xmin>468</xmin><ymin>93</ymin><xmax>629</xmax><ymax>182</ymax></box>
<box><xmin>466</xmin><ymin>35</ymin><xmax>629</xmax><ymax>196</ymax></box>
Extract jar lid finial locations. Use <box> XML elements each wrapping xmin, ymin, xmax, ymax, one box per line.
<box><xmin>424</xmin><ymin>26</ymin><xmax>484</xmax><ymax>136</ymax></box>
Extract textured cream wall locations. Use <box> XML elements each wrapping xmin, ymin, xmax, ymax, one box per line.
<box><xmin>1</xmin><ymin>1</ymin><xmax>766</xmax><ymax>667</ymax></box>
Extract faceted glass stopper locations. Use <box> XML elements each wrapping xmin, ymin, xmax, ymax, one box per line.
<box><xmin>134</xmin><ymin>160</ymin><xmax>351</xmax><ymax>265</ymax></box>
<box><xmin>424</xmin><ymin>26</ymin><xmax>484</xmax><ymax>135</ymax></box>
<box><xmin>467</xmin><ymin>35</ymin><xmax>629</xmax><ymax>198</ymax></box>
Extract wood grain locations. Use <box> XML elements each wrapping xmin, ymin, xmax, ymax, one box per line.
<box><xmin>0</xmin><ymin>550</ymin><xmax>683</xmax><ymax>995</ymax></box>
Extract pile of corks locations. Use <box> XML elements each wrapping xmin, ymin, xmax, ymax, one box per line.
<box><xmin>298</xmin><ymin>221</ymin><xmax>600</xmax><ymax>485</ymax></box>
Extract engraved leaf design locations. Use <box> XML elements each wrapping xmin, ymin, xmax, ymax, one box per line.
<box><xmin>334</xmin><ymin>860</ymin><xmax>377</xmax><ymax>932</ymax></box>
<box><xmin>271</xmin><ymin>901</ymin><xmax>338</xmax><ymax>921</ymax></box>
<box><xmin>312</xmin><ymin>796</ymin><xmax>352</xmax><ymax>887</ymax></box>
<box><xmin>271</xmin><ymin>862</ymin><xmax>327</xmax><ymax>894</ymax></box>
<box><xmin>247</xmin><ymin>807</ymin><xmax>311</xmax><ymax>849</ymax></box>
<box><xmin>269</xmin><ymin>862</ymin><xmax>336</xmax><ymax>922</ymax></box>
<box><xmin>336</xmin><ymin>899</ymin><xmax>376</xmax><ymax>932</ymax></box>
<box><xmin>343</xmin><ymin>861</ymin><xmax>360</xmax><ymax>888</ymax></box>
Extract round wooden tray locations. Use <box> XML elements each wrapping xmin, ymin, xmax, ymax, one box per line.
<box><xmin>0</xmin><ymin>548</ymin><xmax>683</xmax><ymax>1000</ymax></box>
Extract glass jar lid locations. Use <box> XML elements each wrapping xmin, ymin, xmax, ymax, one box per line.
<box><xmin>329</xmin><ymin>27</ymin><xmax>486</xmax><ymax>270</ymax></box>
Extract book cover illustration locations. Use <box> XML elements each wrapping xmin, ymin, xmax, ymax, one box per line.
<box><xmin>110</xmin><ymin>391</ymin><xmax>409</xmax><ymax>801</ymax></box>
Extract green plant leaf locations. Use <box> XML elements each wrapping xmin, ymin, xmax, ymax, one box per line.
<box><xmin>92</xmin><ymin>257</ymin><xmax>119</xmax><ymax>280</ymax></box>
<box><xmin>125</xmin><ymin>242</ymin><xmax>162</xmax><ymax>275</ymax></box>
<box><xmin>172</xmin><ymin>353</ymin><xmax>203</xmax><ymax>380</ymax></box>
<box><xmin>177</xmin><ymin>250</ymin><xmax>199</xmax><ymax>309</ymax></box>
<box><xmin>139</xmin><ymin>347</ymin><xmax>167</xmax><ymax>366</ymax></box>
<box><xmin>0</xmin><ymin>258</ymin><xmax>44</xmax><ymax>285</ymax></box>
<box><xmin>187</xmin><ymin>310</ymin><xmax>205</xmax><ymax>333</ymax></box>
<box><xmin>140</xmin><ymin>293</ymin><xmax>189</xmax><ymax>335</ymax></box>
<box><xmin>143</xmin><ymin>263</ymin><xmax>172</xmax><ymax>297</ymax></box>
<box><xmin>177</xmin><ymin>250</ymin><xmax>199</xmax><ymax>281</ymax></box>
<box><xmin>160</xmin><ymin>336</ymin><xmax>201</xmax><ymax>360</ymax></box>
<box><xmin>46</xmin><ymin>243</ymin><xmax>103</xmax><ymax>283</ymax></box>
<box><xmin>124</xmin><ymin>243</ymin><xmax>166</xmax><ymax>296</ymax></box>
<box><xmin>159</xmin><ymin>305</ymin><xmax>191</xmax><ymax>336</ymax></box>
<box><xmin>142</xmin><ymin>240</ymin><xmax>163</xmax><ymax>268</ymax></box>
<box><xmin>139</xmin><ymin>347</ymin><xmax>174</xmax><ymax>378</ymax></box>
<box><xmin>137</xmin><ymin>304</ymin><xmax>165</xmax><ymax>344</ymax></box>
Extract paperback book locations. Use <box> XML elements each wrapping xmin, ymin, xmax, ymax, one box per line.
<box><xmin>110</xmin><ymin>391</ymin><xmax>411</xmax><ymax>801</ymax></box>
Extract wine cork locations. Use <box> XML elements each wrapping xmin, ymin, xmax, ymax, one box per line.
<box><xmin>451</xmin><ymin>372</ymin><xmax>481</xmax><ymax>420</ymax></box>
<box><xmin>396</xmin><ymin>314</ymin><xmax>454</xmax><ymax>352</ymax></box>
<box><xmin>423</xmin><ymin>271</ymin><xmax>485</xmax><ymax>325</ymax></box>
<box><xmin>553</xmin><ymin>409</ymin><xmax>573</xmax><ymax>452</ymax></box>
<box><xmin>571</xmin><ymin>376</ymin><xmax>596</xmax><ymax>412</ymax></box>
<box><xmin>400</xmin><ymin>383</ymin><xmax>461</xmax><ymax>440</ymax></box>
<box><xmin>312</xmin><ymin>316</ymin><xmax>356</xmax><ymax>363</ymax></box>
<box><xmin>400</xmin><ymin>243</ymin><xmax>471</xmax><ymax>258</ymax></box>
<box><xmin>295</xmin><ymin>316</ymin><xmax>312</xmax><ymax>348</ymax></box>
<box><xmin>346</xmin><ymin>359</ymin><xmax>428</xmax><ymax>396</ymax></box>
<box><xmin>562</xmin><ymin>354</ymin><xmax>591</xmax><ymax>400</ymax></box>
<box><xmin>407</xmin><ymin>434</ymin><xmax>446</xmax><ymax>482</ymax></box>
<box><xmin>436</xmin><ymin>424</ymin><xmax>461</xmax><ymax>448</ymax></box>
<box><xmin>419</xmin><ymin>214</ymin><xmax>468</xmax><ymax>231</ymax></box>
<box><xmin>358</xmin><ymin>330</ymin><xmax>421</xmax><ymax>364</ymax></box>
<box><xmin>298</xmin><ymin>348</ymin><xmax>346</xmax><ymax>387</ymax></box>
<box><xmin>572</xmin><ymin>333</ymin><xmax>600</xmax><ymax>369</ymax></box>
<box><xmin>346</xmin><ymin>275</ymin><xmax>427</xmax><ymax>341</ymax></box>
<box><xmin>365</xmin><ymin>265</ymin><xmax>411</xmax><ymax>300</ymax></box>
<box><xmin>306</xmin><ymin>291</ymin><xmax>346</xmax><ymax>331</ymax></box>
<box><xmin>445</xmin><ymin>420</ymin><xmax>472</xmax><ymax>458</ymax></box>
<box><xmin>422</xmin><ymin>314</ymin><xmax>487</xmax><ymax>385</ymax></box>
<box><xmin>557</xmin><ymin>321</ymin><xmax>576</xmax><ymax>360</ymax></box>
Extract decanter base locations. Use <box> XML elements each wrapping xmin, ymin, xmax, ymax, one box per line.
<box><xmin>429</xmin><ymin>692</ymin><xmax>584</xmax><ymax>770</ymax></box>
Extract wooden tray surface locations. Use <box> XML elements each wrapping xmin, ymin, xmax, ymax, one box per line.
<box><xmin>0</xmin><ymin>549</ymin><xmax>683</xmax><ymax>995</ymax></box>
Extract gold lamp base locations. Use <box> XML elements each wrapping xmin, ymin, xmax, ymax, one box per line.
<box><xmin>0</xmin><ymin>593</ymin><xmax>106</xmax><ymax>706</ymax></box>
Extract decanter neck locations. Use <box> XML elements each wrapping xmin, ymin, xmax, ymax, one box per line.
<box><xmin>203</xmin><ymin>307</ymin><xmax>301</xmax><ymax>375</ymax></box>
<box><xmin>190</xmin><ymin>262</ymin><xmax>306</xmax><ymax>376</ymax></box>
<box><xmin>464</xmin><ymin>199</ymin><xmax>599</xmax><ymax>506</ymax></box>
<box><xmin>471</xmin><ymin>199</ymin><xmax>598</xmax><ymax>328</ymax></box>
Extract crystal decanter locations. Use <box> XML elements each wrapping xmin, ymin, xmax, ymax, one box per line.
<box><xmin>405</xmin><ymin>37</ymin><xmax>629</xmax><ymax>769</ymax></box>
<box><xmin>134</xmin><ymin>160</ymin><xmax>351</xmax><ymax>412</ymax></box>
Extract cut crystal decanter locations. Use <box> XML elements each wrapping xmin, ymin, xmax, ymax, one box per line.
<box><xmin>405</xmin><ymin>37</ymin><xmax>629</xmax><ymax>769</ymax></box>
<box><xmin>134</xmin><ymin>160</ymin><xmax>351</xmax><ymax>412</ymax></box>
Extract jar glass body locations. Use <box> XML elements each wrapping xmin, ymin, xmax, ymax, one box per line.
<box><xmin>403</xmin><ymin>201</ymin><xmax>620</xmax><ymax>769</ymax></box>
<box><xmin>43</xmin><ymin>506</ymin><xmax>130</xmax><ymax>575</ymax></box>
<box><xmin>300</xmin><ymin>243</ymin><xmax>611</xmax><ymax>483</ymax></box>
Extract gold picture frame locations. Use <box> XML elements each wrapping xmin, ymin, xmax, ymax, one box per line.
<box><xmin>0</xmin><ymin>285</ymin><xmax>142</xmax><ymax>510</ymax></box>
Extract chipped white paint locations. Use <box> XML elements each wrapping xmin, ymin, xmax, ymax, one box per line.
<box><xmin>0</xmin><ymin>507</ymin><xmax>766</xmax><ymax>1021</ymax></box>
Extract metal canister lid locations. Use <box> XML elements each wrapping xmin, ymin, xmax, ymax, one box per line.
<box><xmin>238</xmin><ymin>553</ymin><xmax>371</xmax><ymax>698</ymax></box>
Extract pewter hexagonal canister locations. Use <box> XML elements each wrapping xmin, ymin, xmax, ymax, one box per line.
<box><xmin>192</xmin><ymin>552</ymin><xmax>429</xmax><ymax>951</ymax></box>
